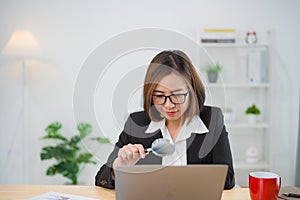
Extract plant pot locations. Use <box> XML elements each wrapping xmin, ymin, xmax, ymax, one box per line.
<box><xmin>247</xmin><ymin>115</ymin><xmax>257</xmax><ymax>124</ymax></box>
<box><xmin>207</xmin><ymin>72</ymin><xmax>218</xmax><ymax>83</ymax></box>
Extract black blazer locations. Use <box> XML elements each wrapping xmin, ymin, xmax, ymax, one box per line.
<box><xmin>95</xmin><ymin>106</ymin><xmax>235</xmax><ymax>189</ymax></box>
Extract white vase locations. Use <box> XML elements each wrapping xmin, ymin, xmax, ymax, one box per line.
<box><xmin>248</xmin><ymin>115</ymin><xmax>257</xmax><ymax>124</ymax></box>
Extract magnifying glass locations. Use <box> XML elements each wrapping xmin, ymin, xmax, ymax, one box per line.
<box><xmin>145</xmin><ymin>138</ymin><xmax>175</xmax><ymax>157</ymax></box>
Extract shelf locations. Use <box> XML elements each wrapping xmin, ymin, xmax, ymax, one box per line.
<box><xmin>234</xmin><ymin>161</ymin><xmax>270</xmax><ymax>170</ymax></box>
<box><xmin>227</xmin><ymin>123</ymin><xmax>269</xmax><ymax>129</ymax></box>
<box><xmin>205</xmin><ymin>83</ymin><xmax>270</xmax><ymax>88</ymax></box>
<box><xmin>200</xmin><ymin>43</ymin><xmax>268</xmax><ymax>48</ymax></box>
<box><xmin>198</xmin><ymin>36</ymin><xmax>273</xmax><ymax>187</ymax></box>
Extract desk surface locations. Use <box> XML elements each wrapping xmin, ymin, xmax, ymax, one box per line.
<box><xmin>0</xmin><ymin>185</ymin><xmax>250</xmax><ymax>200</ymax></box>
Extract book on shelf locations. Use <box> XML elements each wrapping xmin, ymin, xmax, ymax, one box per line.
<box><xmin>201</xmin><ymin>28</ymin><xmax>236</xmax><ymax>44</ymax></box>
<box><xmin>201</xmin><ymin>38</ymin><xmax>235</xmax><ymax>43</ymax></box>
<box><xmin>247</xmin><ymin>48</ymin><xmax>268</xmax><ymax>83</ymax></box>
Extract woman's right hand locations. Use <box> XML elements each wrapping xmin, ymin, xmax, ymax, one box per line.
<box><xmin>112</xmin><ymin>143</ymin><xmax>148</xmax><ymax>171</ymax></box>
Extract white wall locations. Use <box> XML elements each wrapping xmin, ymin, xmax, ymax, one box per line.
<box><xmin>0</xmin><ymin>0</ymin><xmax>299</xmax><ymax>186</ymax></box>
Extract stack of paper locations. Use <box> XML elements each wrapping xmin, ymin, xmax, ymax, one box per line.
<box><xmin>29</xmin><ymin>191</ymin><xmax>97</xmax><ymax>200</ymax></box>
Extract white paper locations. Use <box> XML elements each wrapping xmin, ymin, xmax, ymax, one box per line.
<box><xmin>29</xmin><ymin>191</ymin><xmax>98</xmax><ymax>200</ymax></box>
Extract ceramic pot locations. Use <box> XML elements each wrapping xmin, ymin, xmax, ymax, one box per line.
<box><xmin>248</xmin><ymin>115</ymin><xmax>257</xmax><ymax>124</ymax></box>
<box><xmin>207</xmin><ymin>72</ymin><xmax>218</xmax><ymax>83</ymax></box>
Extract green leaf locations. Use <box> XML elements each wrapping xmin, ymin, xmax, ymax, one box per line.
<box><xmin>43</xmin><ymin>122</ymin><xmax>67</xmax><ymax>141</ymax></box>
<box><xmin>204</xmin><ymin>63</ymin><xmax>221</xmax><ymax>73</ymax></box>
<box><xmin>69</xmin><ymin>135</ymin><xmax>81</xmax><ymax>146</ymax></box>
<box><xmin>245</xmin><ymin>104</ymin><xmax>261</xmax><ymax>115</ymax></box>
<box><xmin>46</xmin><ymin>166</ymin><xmax>57</xmax><ymax>176</ymax></box>
<box><xmin>91</xmin><ymin>137</ymin><xmax>110</xmax><ymax>144</ymax></box>
<box><xmin>40</xmin><ymin>145</ymin><xmax>75</xmax><ymax>161</ymax></box>
<box><xmin>76</xmin><ymin>153</ymin><xmax>95</xmax><ymax>164</ymax></box>
<box><xmin>41</xmin><ymin>134</ymin><xmax>68</xmax><ymax>141</ymax></box>
<box><xmin>77</xmin><ymin>123</ymin><xmax>92</xmax><ymax>138</ymax></box>
<box><xmin>55</xmin><ymin>161</ymin><xmax>79</xmax><ymax>184</ymax></box>
<box><xmin>56</xmin><ymin>161</ymin><xmax>79</xmax><ymax>174</ymax></box>
<box><xmin>45</xmin><ymin>122</ymin><xmax>62</xmax><ymax>134</ymax></box>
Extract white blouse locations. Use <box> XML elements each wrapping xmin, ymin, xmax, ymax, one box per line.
<box><xmin>145</xmin><ymin>115</ymin><xmax>208</xmax><ymax>166</ymax></box>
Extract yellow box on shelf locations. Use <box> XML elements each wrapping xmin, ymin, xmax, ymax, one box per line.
<box><xmin>201</xmin><ymin>28</ymin><xmax>236</xmax><ymax>43</ymax></box>
<box><xmin>204</xmin><ymin>29</ymin><xmax>236</xmax><ymax>33</ymax></box>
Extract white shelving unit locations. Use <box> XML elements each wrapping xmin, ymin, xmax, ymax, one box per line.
<box><xmin>227</xmin><ymin>123</ymin><xmax>270</xmax><ymax>129</ymax></box>
<box><xmin>206</xmin><ymin>83</ymin><xmax>270</xmax><ymax>88</ymax></box>
<box><xmin>196</xmin><ymin>40</ymin><xmax>273</xmax><ymax>187</ymax></box>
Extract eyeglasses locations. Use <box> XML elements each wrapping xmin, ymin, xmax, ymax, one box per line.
<box><xmin>152</xmin><ymin>90</ymin><xmax>189</xmax><ymax>105</ymax></box>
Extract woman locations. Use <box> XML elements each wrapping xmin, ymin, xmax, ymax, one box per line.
<box><xmin>95</xmin><ymin>50</ymin><xmax>235</xmax><ymax>189</ymax></box>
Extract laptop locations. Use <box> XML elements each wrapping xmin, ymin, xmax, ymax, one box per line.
<box><xmin>115</xmin><ymin>165</ymin><xmax>228</xmax><ymax>200</ymax></box>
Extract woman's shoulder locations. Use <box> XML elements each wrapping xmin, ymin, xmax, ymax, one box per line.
<box><xmin>128</xmin><ymin>110</ymin><xmax>151</xmax><ymax>126</ymax></box>
<box><xmin>200</xmin><ymin>105</ymin><xmax>223</xmax><ymax>127</ymax></box>
<box><xmin>201</xmin><ymin>105</ymin><xmax>222</xmax><ymax>114</ymax></box>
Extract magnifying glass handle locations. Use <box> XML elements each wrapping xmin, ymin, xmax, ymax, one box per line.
<box><xmin>145</xmin><ymin>148</ymin><xmax>152</xmax><ymax>153</ymax></box>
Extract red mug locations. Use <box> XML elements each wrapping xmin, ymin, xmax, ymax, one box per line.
<box><xmin>249</xmin><ymin>171</ymin><xmax>281</xmax><ymax>200</ymax></box>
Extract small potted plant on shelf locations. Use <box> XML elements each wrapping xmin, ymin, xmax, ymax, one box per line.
<box><xmin>204</xmin><ymin>63</ymin><xmax>221</xmax><ymax>83</ymax></box>
<box><xmin>40</xmin><ymin>122</ymin><xmax>110</xmax><ymax>185</ymax></box>
<box><xmin>245</xmin><ymin>104</ymin><xmax>261</xmax><ymax>124</ymax></box>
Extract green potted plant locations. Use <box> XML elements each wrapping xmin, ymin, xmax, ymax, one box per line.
<box><xmin>204</xmin><ymin>63</ymin><xmax>221</xmax><ymax>83</ymax></box>
<box><xmin>245</xmin><ymin>104</ymin><xmax>261</xmax><ymax>123</ymax></box>
<box><xmin>40</xmin><ymin>122</ymin><xmax>110</xmax><ymax>185</ymax></box>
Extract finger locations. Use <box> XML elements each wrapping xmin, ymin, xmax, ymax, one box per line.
<box><xmin>126</xmin><ymin>146</ymin><xmax>140</xmax><ymax>160</ymax></box>
<box><xmin>118</xmin><ymin>150</ymin><xmax>128</xmax><ymax>160</ymax></box>
<box><xmin>132</xmin><ymin>152</ymin><xmax>140</xmax><ymax>160</ymax></box>
<box><xmin>135</xmin><ymin>144</ymin><xmax>146</xmax><ymax>158</ymax></box>
<box><xmin>127</xmin><ymin>144</ymin><xmax>146</xmax><ymax>159</ymax></box>
<box><xmin>118</xmin><ymin>144</ymin><xmax>133</xmax><ymax>159</ymax></box>
<box><xmin>124</xmin><ymin>149</ymin><xmax>135</xmax><ymax>160</ymax></box>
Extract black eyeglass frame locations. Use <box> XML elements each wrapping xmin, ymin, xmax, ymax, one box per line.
<box><xmin>152</xmin><ymin>90</ymin><xmax>190</xmax><ymax>105</ymax></box>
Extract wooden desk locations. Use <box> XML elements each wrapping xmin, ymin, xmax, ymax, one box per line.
<box><xmin>0</xmin><ymin>185</ymin><xmax>250</xmax><ymax>200</ymax></box>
